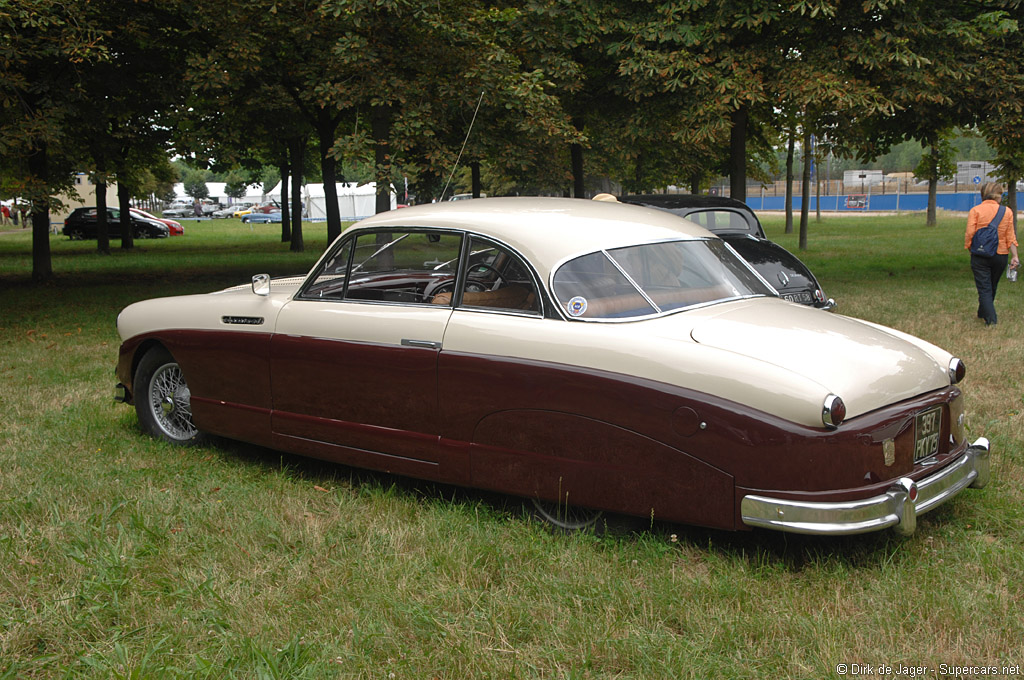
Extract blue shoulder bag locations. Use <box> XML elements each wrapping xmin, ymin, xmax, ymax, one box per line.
<box><xmin>970</xmin><ymin>205</ymin><xmax>1006</xmax><ymax>256</ymax></box>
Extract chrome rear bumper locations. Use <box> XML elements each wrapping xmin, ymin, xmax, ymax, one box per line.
<box><xmin>740</xmin><ymin>438</ymin><xmax>990</xmax><ymax>536</ymax></box>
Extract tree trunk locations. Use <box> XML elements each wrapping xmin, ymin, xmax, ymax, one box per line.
<box><xmin>570</xmin><ymin>116</ymin><xmax>585</xmax><ymax>198</ymax></box>
<box><xmin>1008</xmin><ymin>178</ymin><xmax>1018</xmax><ymax>235</ymax></box>
<box><xmin>95</xmin><ymin>174</ymin><xmax>110</xmax><ymax>255</ymax></box>
<box><xmin>799</xmin><ymin>127</ymin><xmax>811</xmax><ymax>250</ymax></box>
<box><xmin>28</xmin><ymin>144</ymin><xmax>52</xmax><ymax>282</ymax></box>
<box><xmin>785</xmin><ymin>129</ymin><xmax>795</xmax><ymax>234</ymax></box>
<box><xmin>471</xmin><ymin>161</ymin><xmax>481</xmax><ymax>198</ymax></box>
<box><xmin>927</xmin><ymin>145</ymin><xmax>938</xmax><ymax>227</ymax></box>
<box><xmin>289</xmin><ymin>137</ymin><xmax>304</xmax><ymax>253</ymax></box>
<box><xmin>815</xmin><ymin>161</ymin><xmax>821</xmax><ymax>222</ymax></box>
<box><xmin>372</xmin><ymin>106</ymin><xmax>392</xmax><ymax>214</ymax></box>
<box><xmin>729</xmin><ymin>106</ymin><xmax>748</xmax><ymax>201</ymax></box>
<box><xmin>690</xmin><ymin>170</ymin><xmax>701</xmax><ymax>195</ymax></box>
<box><xmin>317</xmin><ymin>109</ymin><xmax>342</xmax><ymax>242</ymax></box>
<box><xmin>118</xmin><ymin>172</ymin><xmax>134</xmax><ymax>250</ymax></box>
<box><xmin>279</xmin><ymin>157</ymin><xmax>291</xmax><ymax>243</ymax></box>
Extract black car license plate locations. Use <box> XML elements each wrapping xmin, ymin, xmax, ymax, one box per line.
<box><xmin>914</xmin><ymin>407</ymin><xmax>942</xmax><ymax>462</ymax></box>
<box><xmin>783</xmin><ymin>291</ymin><xmax>813</xmax><ymax>304</ymax></box>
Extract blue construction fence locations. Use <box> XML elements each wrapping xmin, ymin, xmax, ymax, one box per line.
<box><xmin>746</xmin><ymin>192</ymin><xmax>983</xmax><ymax>213</ymax></box>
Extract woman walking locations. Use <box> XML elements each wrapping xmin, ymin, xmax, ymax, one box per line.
<box><xmin>965</xmin><ymin>182</ymin><xmax>1019</xmax><ymax>325</ymax></box>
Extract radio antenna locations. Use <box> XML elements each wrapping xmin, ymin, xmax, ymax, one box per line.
<box><xmin>439</xmin><ymin>90</ymin><xmax>484</xmax><ymax>201</ymax></box>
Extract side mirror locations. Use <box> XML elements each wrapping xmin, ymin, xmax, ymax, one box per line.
<box><xmin>252</xmin><ymin>273</ymin><xmax>271</xmax><ymax>296</ymax></box>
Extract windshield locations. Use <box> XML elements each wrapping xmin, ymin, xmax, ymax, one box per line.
<box><xmin>552</xmin><ymin>239</ymin><xmax>773</xmax><ymax>320</ymax></box>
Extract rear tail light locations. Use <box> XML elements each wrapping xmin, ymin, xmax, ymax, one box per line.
<box><xmin>949</xmin><ymin>358</ymin><xmax>966</xmax><ymax>384</ymax></box>
<box><xmin>822</xmin><ymin>394</ymin><xmax>846</xmax><ymax>429</ymax></box>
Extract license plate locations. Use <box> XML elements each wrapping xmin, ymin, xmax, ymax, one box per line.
<box><xmin>783</xmin><ymin>291</ymin><xmax>813</xmax><ymax>304</ymax></box>
<box><xmin>914</xmin><ymin>407</ymin><xmax>942</xmax><ymax>462</ymax></box>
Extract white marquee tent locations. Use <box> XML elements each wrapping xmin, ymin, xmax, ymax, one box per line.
<box><xmin>267</xmin><ymin>182</ymin><xmax>396</xmax><ymax>220</ymax></box>
<box><xmin>172</xmin><ymin>182</ymin><xmax>265</xmax><ymax>205</ymax></box>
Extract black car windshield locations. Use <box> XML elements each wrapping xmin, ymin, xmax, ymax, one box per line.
<box><xmin>552</xmin><ymin>239</ymin><xmax>774</xmax><ymax>320</ymax></box>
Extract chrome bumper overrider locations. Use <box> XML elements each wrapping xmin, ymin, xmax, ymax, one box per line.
<box><xmin>740</xmin><ymin>438</ymin><xmax>990</xmax><ymax>536</ymax></box>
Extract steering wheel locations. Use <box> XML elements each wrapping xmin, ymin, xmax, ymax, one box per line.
<box><xmin>467</xmin><ymin>262</ymin><xmax>504</xmax><ymax>290</ymax></box>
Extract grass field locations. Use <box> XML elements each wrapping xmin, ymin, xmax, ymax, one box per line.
<box><xmin>1</xmin><ymin>214</ymin><xmax>1022</xmax><ymax>678</ymax></box>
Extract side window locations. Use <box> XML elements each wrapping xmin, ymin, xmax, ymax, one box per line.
<box><xmin>300</xmin><ymin>238</ymin><xmax>353</xmax><ymax>300</ymax></box>
<box><xmin>301</xmin><ymin>231</ymin><xmax>463</xmax><ymax>303</ymax></box>
<box><xmin>445</xmin><ymin>237</ymin><xmax>541</xmax><ymax>315</ymax></box>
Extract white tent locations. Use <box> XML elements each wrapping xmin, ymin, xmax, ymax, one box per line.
<box><xmin>172</xmin><ymin>182</ymin><xmax>265</xmax><ymax>205</ymax></box>
<box><xmin>173</xmin><ymin>182</ymin><xmax>228</xmax><ymax>203</ymax></box>
<box><xmin>267</xmin><ymin>182</ymin><xmax>396</xmax><ymax>220</ymax></box>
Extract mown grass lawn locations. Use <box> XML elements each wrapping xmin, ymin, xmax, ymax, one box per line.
<box><xmin>1</xmin><ymin>213</ymin><xmax>1022</xmax><ymax>679</ymax></box>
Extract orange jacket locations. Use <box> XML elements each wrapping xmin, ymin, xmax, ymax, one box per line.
<box><xmin>965</xmin><ymin>200</ymin><xmax>1018</xmax><ymax>255</ymax></box>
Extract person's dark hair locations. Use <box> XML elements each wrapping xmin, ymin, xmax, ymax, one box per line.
<box><xmin>980</xmin><ymin>182</ymin><xmax>1004</xmax><ymax>202</ymax></box>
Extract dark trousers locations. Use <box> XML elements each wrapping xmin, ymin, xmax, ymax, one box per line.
<box><xmin>971</xmin><ymin>253</ymin><xmax>1007</xmax><ymax>324</ymax></box>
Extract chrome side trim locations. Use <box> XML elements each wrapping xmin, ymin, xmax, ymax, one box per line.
<box><xmin>401</xmin><ymin>338</ymin><xmax>442</xmax><ymax>350</ymax></box>
<box><xmin>740</xmin><ymin>438</ymin><xmax>990</xmax><ymax>536</ymax></box>
<box><xmin>221</xmin><ymin>316</ymin><xmax>265</xmax><ymax>325</ymax></box>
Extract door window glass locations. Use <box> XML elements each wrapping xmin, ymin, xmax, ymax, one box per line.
<box><xmin>300</xmin><ymin>238</ymin><xmax>353</xmax><ymax>300</ymax></box>
<box><xmin>445</xmin><ymin>237</ymin><xmax>540</xmax><ymax>314</ymax></box>
<box><xmin>300</xmin><ymin>230</ymin><xmax>462</xmax><ymax>304</ymax></box>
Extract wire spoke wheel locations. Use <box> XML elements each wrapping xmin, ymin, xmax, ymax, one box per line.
<box><xmin>134</xmin><ymin>347</ymin><xmax>202</xmax><ymax>445</ymax></box>
<box><xmin>531</xmin><ymin>497</ymin><xmax>603</xmax><ymax>532</ymax></box>
<box><xmin>147</xmin><ymin>363</ymin><xmax>197</xmax><ymax>441</ymax></box>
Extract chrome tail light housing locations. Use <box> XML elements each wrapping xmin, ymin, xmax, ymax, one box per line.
<box><xmin>822</xmin><ymin>394</ymin><xmax>846</xmax><ymax>429</ymax></box>
<box><xmin>949</xmin><ymin>358</ymin><xmax>966</xmax><ymax>384</ymax></box>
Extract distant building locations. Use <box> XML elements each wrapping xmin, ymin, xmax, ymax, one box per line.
<box><xmin>843</xmin><ymin>170</ymin><xmax>883</xmax><ymax>188</ymax></box>
<box><xmin>955</xmin><ymin>161</ymin><xmax>998</xmax><ymax>187</ymax></box>
<box><xmin>51</xmin><ymin>173</ymin><xmax>119</xmax><ymax>222</ymax></box>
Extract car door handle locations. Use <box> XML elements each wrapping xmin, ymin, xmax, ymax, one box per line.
<box><xmin>401</xmin><ymin>339</ymin><xmax>442</xmax><ymax>350</ymax></box>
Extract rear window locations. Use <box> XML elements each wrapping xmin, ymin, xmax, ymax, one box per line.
<box><xmin>552</xmin><ymin>239</ymin><xmax>772</xmax><ymax>320</ymax></box>
<box><xmin>683</xmin><ymin>209</ymin><xmax>757</xmax><ymax>235</ymax></box>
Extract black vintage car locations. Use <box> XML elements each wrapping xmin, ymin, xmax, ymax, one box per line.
<box><xmin>622</xmin><ymin>194</ymin><xmax>835</xmax><ymax>309</ymax></box>
<box><xmin>63</xmin><ymin>207</ymin><xmax>169</xmax><ymax>240</ymax></box>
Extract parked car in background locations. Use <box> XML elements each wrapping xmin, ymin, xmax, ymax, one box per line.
<box><xmin>621</xmin><ymin>194</ymin><xmax>834</xmax><ymax>309</ymax></box>
<box><xmin>241</xmin><ymin>211</ymin><xmax>282</xmax><ymax>223</ymax></box>
<box><xmin>131</xmin><ymin>208</ymin><xmax>183</xmax><ymax>236</ymax></box>
<box><xmin>114</xmin><ymin>197</ymin><xmax>988</xmax><ymax>536</ymax></box>
<box><xmin>163</xmin><ymin>200</ymin><xmax>218</xmax><ymax>218</ymax></box>
<box><xmin>63</xmin><ymin>207</ymin><xmax>169</xmax><ymax>239</ymax></box>
<box><xmin>213</xmin><ymin>203</ymin><xmax>252</xmax><ymax>218</ymax></box>
<box><xmin>162</xmin><ymin>204</ymin><xmax>194</xmax><ymax>218</ymax></box>
<box><xmin>252</xmin><ymin>202</ymin><xmax>281</xmax><ymax>214</ymax></box>
<box><xmin>232</xmin><ymin>205</ymin><xmax>256</xmax><ymax>218</ymax></box>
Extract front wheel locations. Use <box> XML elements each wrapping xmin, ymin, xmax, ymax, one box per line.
<box><xmin>134</xmin><ymin>347</ymin><xmax>203</xmax><ymax>445</ymax></box>
<box><xmin>531</xmin><ymin>497</ymin><xmax>603</xmax><ymax>532</ymax></box>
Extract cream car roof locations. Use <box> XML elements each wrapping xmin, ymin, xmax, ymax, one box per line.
<box><xmin>347</xmin><ymin>197</ymin><xmax>714</xmax><ymax>279</ymax></box>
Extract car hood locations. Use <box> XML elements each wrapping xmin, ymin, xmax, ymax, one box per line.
<box><xmin>116</xmin><ymin>276</ymin><xmax>306</xmax><ymax>341</ymax></box>
<box><xmin>663</xmin><ymin>300</ymin><xmax>950</xmax><ymax>418</ymax></box>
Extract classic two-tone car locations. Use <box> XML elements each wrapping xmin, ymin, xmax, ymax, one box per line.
<box><xmin>114</xmin><ymin>198</ymin><xmax>990</xmax><ymax>535</ymax></box>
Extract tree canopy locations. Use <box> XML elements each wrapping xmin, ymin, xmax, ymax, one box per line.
<box><xmin>3</xmin><ymin>0</ymin><xmax>1023</xmax><ymax>277</ymax></box>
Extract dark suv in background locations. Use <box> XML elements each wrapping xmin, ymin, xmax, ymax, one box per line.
<box><xmin>621</xmin><ymin>194</ymin><xmax>835</xmax><ymax>310</ymax></box>
<box><xmin>63</xmin><ymin>207</ymin><xmax>170</xmax><ymax>240</ymax></box>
